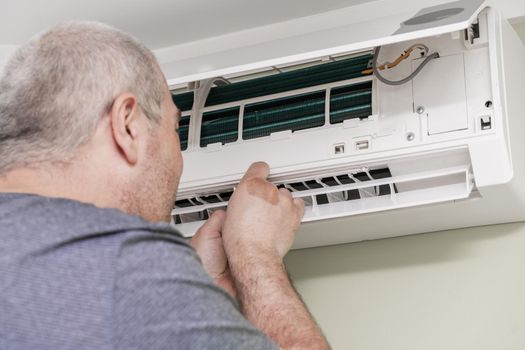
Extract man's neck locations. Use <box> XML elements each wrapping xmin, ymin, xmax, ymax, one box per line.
<box><xmin>0</xmin><ymin>164</ymin><xmax>117</xmax><ymax>209</ymax></box>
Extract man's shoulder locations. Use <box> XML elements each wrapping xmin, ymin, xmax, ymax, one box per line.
<box><xmin>0</xmin><ymin>193</ymin><xmax>201</xmax><ymax>350</ymax></box>
<box><xmin>0</xmin><ymin>192</ymin><xmax>187</xmax><ymax>252</ymax></box>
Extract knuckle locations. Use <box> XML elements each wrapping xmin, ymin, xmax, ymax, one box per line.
<box><xmin>239</xmin><ymin>177</ymin><xmax>279</xmax><ymax>203</ymax></box>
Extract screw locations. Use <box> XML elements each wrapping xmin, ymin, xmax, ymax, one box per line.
<box><xmin>406</xmin><ymin>132</ymin><xmax>415</xmax><ymax>141</ymax></box>
<box><xmin>416</xmin><ymin>106</ymin><xmax>425</xmax><ymax>114</ymax></box>
<box><xmin>485</xmin><ymin>100</ymin><xmax>493</xmax><ymax>108</ymax></box>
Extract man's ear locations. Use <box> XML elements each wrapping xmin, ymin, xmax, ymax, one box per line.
<box><xmin>109</xmin><ymin>92</ymin><xmax>142</xmax><ymax>165</ymax></box>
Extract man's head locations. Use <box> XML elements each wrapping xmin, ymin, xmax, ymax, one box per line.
<box><xmin>0</xmin><ymin>21</ymin><xmax>183</xmax><ymax>222</ymax></box>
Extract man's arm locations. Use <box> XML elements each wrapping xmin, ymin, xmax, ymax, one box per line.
<box><xmin>114</xmin><ymin>229</ymin><xmax>277</xmax><ymax>350</ymax></box>
<box><xmin>222</xmin><ymin>162</ymin><xmax>330</xmax><ymax>350</ymax></box>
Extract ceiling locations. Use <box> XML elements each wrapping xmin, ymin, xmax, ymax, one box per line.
<box><xmin>0</xmin><ymin>0</ymin><xmax>374</xmax><ymax>49</ymax></box>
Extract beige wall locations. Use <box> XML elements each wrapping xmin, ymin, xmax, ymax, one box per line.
<box><xmin>285</xmin><ymin>222</ymin><xmax>525</xmax><ymax>349</ymax></box>
<box><xmin>284</xmin><ymin>22</ymin><xmax>525</xmax><ymax>350</ymax></box>
<box><xmin>513</xmin><ymin>21</ymin><xmax>525</xmax><ymax>43</ymax></box>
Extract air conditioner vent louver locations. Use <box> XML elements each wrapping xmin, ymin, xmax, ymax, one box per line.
<box><xmin>172</xmin><ymin>163</ymin><xmax>474</xmax><ymax>236</ymax></box>
<box><xmin>173</xmin><ymin>167</ymin><xmax>399</xmax><ymax>224</ymax></box>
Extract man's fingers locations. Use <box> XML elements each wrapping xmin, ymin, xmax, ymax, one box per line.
<box><xmin>195</xmin><ymin>209</ymin><xmax>226</xmax><ymax>238</ymax></box>
<box><xmin>241</xmin><ymin>162</ymin><xmax>270</xmax><ymax>182</ymax></box>
<box><xmin>205</xmin><ymin>209</ymin><xmax>226</xmax><ymax>232</ymax></box>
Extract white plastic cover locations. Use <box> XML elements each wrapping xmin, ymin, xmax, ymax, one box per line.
<box><xmin>163</xmin><ymin>0</ymin><xmax>486</xmax><ymax>86</ymax></box>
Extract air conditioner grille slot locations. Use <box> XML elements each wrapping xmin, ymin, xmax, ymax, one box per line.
<box><xmin>173</xmin><ymin>198</ymin><xmax>193</xmax><ymax>208</ymax></box>
<box><xmin>336</xmin><ymin>174</ymin><xmax>354</xmax><ymax>184</ymax></box>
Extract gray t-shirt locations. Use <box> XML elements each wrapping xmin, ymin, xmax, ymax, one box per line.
<box><xmin>0</xmin><ymin>193</ymin><xmax>277</xmax><ymax>350</ymax></box>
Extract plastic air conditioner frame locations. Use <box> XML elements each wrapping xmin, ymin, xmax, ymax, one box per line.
<box><xmin>163</xmin><ymin>0</ymin><xmax>525</xmax><ymax>248</ymax></box>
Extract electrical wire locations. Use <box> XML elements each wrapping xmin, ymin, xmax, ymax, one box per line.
<box><xmin>362</xmin><ymin>44</ymin><xmax>428</xmax><ymax>75</ymax></box>
<box><xmin>371</xmin><ymin>45</ymin><xmax>439</xmax><ymax>86</ymax></box>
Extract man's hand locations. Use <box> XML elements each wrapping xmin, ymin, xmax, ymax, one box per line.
<box><xmin>189</xmin><ymin>210</ymin><xmax>236</xmax><ymax>299</ymax></box>
<box><xmin>221</xmin><ymin>162</ymin><xmax>330</xmax><ymax>350</ymax></box>
<box><xmin>222</xmin><ymin>161</ymin><xmax>304</xmax><ymax>260</ymax></box>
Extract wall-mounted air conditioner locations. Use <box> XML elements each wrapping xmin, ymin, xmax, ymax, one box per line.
<box><xmin>164</xmin><ymin>0</ymin><xmax>525</xmax><ymax>249</ymax></box>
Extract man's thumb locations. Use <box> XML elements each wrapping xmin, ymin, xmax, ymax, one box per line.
<box><xmin>192</xmin><ymin>209</ymin><xmax>226</xmax><ymax>242</ymax></box>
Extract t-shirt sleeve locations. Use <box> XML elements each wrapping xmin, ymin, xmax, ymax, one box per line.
<box><xmin>112</xmin><ymin>230</ymin><xmax>277</xmax><ymax>350</ymax></box>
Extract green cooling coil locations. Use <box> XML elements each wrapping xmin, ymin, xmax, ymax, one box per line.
<box><xmin>200</xmin><ymin>107</ymin><xmax>240</xmax><ymax>147</ymax></box>
<box><xmin>177</xmin><ymin>115</ymin><xmax>190</xmax><ymax>151</ymax></box>
<box><xmin>172</xmin><ymin>91</ymin><xmax>194</xmax><ymax>151</ymax></box>
<box><xmin>171</xmin><ymin>91</ymin><xmax>194</xmax><ymax>112</ymax></box>
<box><xmin>243</xmin><ymin>91</ymin><xmax>326</xmax><ymax>140</ymax></box>
<box><xmin>330</xmin><ymin>81</ymin><xmax>372</xmax><ymax>124</ymax></box>
<box><xmin>205</xmin><ymin>54</ymin><xmax>372</xmax><ymax>107</ymax></box>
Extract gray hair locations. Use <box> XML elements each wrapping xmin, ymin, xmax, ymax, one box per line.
<box><xmin>0</xmin><ymin>21</ymin><xmax>165</xmax><ymax>173</ymax></box>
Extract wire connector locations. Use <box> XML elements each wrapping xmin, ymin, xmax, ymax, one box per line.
<box><xmin>371</xmin><ymin>45</ymin><xmax>439</xmax><ymax>86</ymax></box>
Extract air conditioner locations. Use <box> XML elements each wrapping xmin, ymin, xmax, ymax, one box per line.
<box><xmin>163</xmin><ymin>0</ymin><xmax>525</xmax><ymax>249</ymax></box>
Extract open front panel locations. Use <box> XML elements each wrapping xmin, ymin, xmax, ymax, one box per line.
<box><xmin>162</xmin><ymin>0</ymin><xmax>487</xmax><ymax>85</ymax></box>
<box><xmin>175</xmin><ymin>15</ymin><xmax>494</xmax><ymax>182</ymax></box>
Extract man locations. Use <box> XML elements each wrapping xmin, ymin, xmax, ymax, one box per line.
<box><xmin>0</xmin><ymin>21</ymin><xmax>330</xmax><ymax>349</ymax></box>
